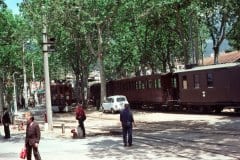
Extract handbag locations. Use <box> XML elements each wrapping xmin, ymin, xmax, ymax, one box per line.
<box><xmin>19</xmin><ymin>147</ymin><xmax>27</xmax><ymax>159</ymax></box>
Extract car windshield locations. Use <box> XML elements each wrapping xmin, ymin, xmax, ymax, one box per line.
<box><xmin>106</xmin><ymin>98</ymin><xmax>113</xmax><ymax>103</ymax></box>
<box><xmin>116</xmin><ymin>97</ymin><xmax>126</xmax><ymax>102</ymax></box>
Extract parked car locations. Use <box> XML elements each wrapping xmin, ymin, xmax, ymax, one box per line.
<box><xmin>101</xmin><ymin>95</ymin><xmax>129</xmax><ymax>113</ymax></box>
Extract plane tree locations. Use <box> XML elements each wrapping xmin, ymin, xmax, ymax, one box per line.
<box><xmin>199</xmin><ymin>0</ymin><xmax>240</xmax><ymax>64</ymax></box>
<box><xmin>0</xmin><ymin>8</ymin><xmax>26</xmax><ymax>113</ymax></box>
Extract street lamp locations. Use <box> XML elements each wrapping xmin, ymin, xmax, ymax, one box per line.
<box><xmin>23</xmin><ymin>41</ymin><xmax>30</xmax><ymax>108</ymax></box>
<box><xmin>12</xmin><ymin>72</ymin><xmax>19</xmax><ymax>114</ymax></box>
<box><xmin>42</xmin><ymin>9</ymin><xmax>53</xmax><ymax>131</ymax></box>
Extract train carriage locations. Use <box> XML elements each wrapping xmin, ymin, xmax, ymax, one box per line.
<box><xmin>50</xmin><ymin>82</ymin><xmax>74</xmax><ymax>112</ymax></box>
<box><xmin>175</xmin><ymin>63</ymin><xmax>240</xmax><ymax>112</ymax></box>
<box><xmin>106</xmin><ymin>73</ymin><xmax>176</xmax><ymax>109</ymax></box>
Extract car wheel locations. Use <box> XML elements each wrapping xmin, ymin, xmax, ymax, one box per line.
<box><xmin>103</xmin><ymin>108</ymin><xmax>106</xmax><ymax>113</ymax></box>
<box><xmin>111</xmin><ymin>108</ymin><xmax>115</xmax><ymax>114</ymax></box>
<box><xmin>100</xmin><ymin>105</ymin><xmax>104</xmax><ymax>112</ymax></box>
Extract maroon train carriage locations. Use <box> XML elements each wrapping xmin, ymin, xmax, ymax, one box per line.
<box><xmin>106</xmin><ymin>73</ymin><xmax>177</xmax><ymax>109</ymax></box>
<box><xmin>50</xmin><ymin>82</ymin><xmax>74</xmax><ymax>112</ymax></box>
<box><xmin>175</xmin><ymin>63</ymin><xmax>240</xmax><ymax>113</ymax></box>
<box><xmin>88</xmin><ymin>83</ymin><xmax>101</xmax><ymax>107</ymax></box>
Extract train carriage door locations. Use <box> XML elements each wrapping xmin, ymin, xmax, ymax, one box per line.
<box><xmin>172</xmin><ymin>73</ymin><xmax>179</xmax><ymax>101</ymax></box>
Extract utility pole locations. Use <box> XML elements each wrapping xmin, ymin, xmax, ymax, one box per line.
<box><xmin>23</xmin><ymin>43</ymin><xmax>28</xmax><ymax>108</ymax></box>
<box><xmin>43</xmin><ymin>12</ymin><xmax>53</xmax><ymax>131</ymax></box>
<box><xmin>12</xmin><ymin>72</ymin><xmax>18</xmax><ymax>114</ymax></box>
<box><xmin>32</xmin><ymin>60</ymin><xmax>35</xmax><ymax>81</ymax></box>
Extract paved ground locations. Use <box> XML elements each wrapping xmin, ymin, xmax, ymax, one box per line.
<box><xmin>1</xmin><ymin>107</ymin><xmax>240</xmax><ymax>160</ymax></box>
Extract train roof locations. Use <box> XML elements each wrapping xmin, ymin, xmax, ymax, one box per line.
<box><xmin>175</xmin><ymin>62</ymin><xmax>240</xmax><ymax>73</ymax></box>
<box><xmin>109</xmin><ymin>72</ymin><xmax>171</xmax><ymax>82</ymax></box>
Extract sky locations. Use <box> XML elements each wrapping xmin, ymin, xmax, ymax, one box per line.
<box><xmin>5</xmin><ymin>0</ymin><xmax>22</xmax><ymax>14</ymax></box>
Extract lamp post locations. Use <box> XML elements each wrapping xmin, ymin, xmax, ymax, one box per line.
<box><xmin>23</xmin><ymin>42</ymin><xmax>28</xmax><ymax>108</ymax></box>
<box><xmin>12</xmin><ymin>72</ymin><xmax>18</xmax><ymax>114</ymax></box>
<box><xmin>42</xmin><ymin>9</ymin><xmax>53</xmax><ymax>131</ymax></box>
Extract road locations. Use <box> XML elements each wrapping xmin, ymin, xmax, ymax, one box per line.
<box><xmin>0</xmin><ymin>108</ymin><xmax>240</xmax><ymax>160</ymax></box>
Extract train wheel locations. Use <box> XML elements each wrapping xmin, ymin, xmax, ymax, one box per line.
<box><xmin>234</xmin><ymin>108</ymin><xmax>240</xmax><ymax>113</ymax></box>
<box><xmin>199</xmin><ymin>106</ymin><xmax>211</xmax><ymax>114</ymax></box>
<box><xmin>174</xmin><ymin>105</ymin><xmax>182</xmax><ymax>112</ymax></box>
<box><xmin>214</xmin><ymin>108</ymin><xmax>223</xmax><ymax>113</ymax></box>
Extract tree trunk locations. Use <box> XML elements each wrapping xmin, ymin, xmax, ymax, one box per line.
<box><xmin>0</xmin><ymin>77</ymin><xmax>4</xmax><ymax>117</ymax></box>
<box><xmin>213</xmin><ymin>46</ymin><xmax>219</xmax><ymax>64</ymax></box>
<box><xmin>75</xmin><ymin>74</ymin><xmax>81</xmax><ymax>103</ymax></box>
<box><xmin>97</xmin><ymin>25</ymin><xmax>106</xmax><ymax>109</ymax></box>
<box><xmin>80</xmin><ymin>67</ymin><xmax>89</xmax><ymax>107</ymax></box>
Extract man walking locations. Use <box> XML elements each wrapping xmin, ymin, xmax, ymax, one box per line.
<box><xmin>120</xmin><ymin>104</ymin><xmax>135</xmax><ymax>147</ymax></box>
<box><xmin>2</xmin><ymin>108</ymin><xmax>11</xmax><ymax>139</ymax></box>
<box><xmin>75</xmin><ymin>103</ymin><xmax>86</xmax><ymax>137</ymax></box>
<box><xmin>25</xmin><ymin>113</ymin><xmax>41</xmax><ymax>160</ymax></box>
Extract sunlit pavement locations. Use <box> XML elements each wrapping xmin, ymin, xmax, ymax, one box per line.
<box><xmin>1</xmin><ymin>108</ymin><xmax>240</xmax><ymax>160</ymax></box>
<box><xmin>0</xmin><ymin>130</ymin><xmax>237</xmax><ymax>160</ymax></box>
<box><xmin>0</xmin><ymin>133</ymin><xmax>166</xmax><ymax>160</ymax></box>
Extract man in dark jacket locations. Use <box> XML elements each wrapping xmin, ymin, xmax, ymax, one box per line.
<box><xmin>120</xmin><ymin>104</ymin><xmax>135</xmax><ymax>147</ymax></box>
<box><xmin>25</xmin><ymin>113</ymin><xmax>41</xmax><ymax>160</ymax></box>
<box><xmin>2</xmin><ymin>108</ymin><xmax>11</xmax><ymax>138</ymax></box>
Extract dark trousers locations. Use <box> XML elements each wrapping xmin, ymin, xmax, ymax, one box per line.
<box><xmin>78</xmin><ymin>120</ymin><xmax>85</xmax><ymax>137</ymax></box>
<box><xmin>122</xmin><ymin>126</ymin><xmax>132</xmax><ymax>146</ymax></box>
<box><xmin>26</xmin><ymin>144</ymin><xmax>41</xmax><ymax>160</ymax></box>
<box><xmin>3</xmin><ymin>124</ymin><xmax>10</xmax><ymax>138</ymax></box>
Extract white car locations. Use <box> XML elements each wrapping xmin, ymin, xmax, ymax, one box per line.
<box><xmin>102</xmin><ymin>95</ymin><xmax>129</xmax><ymax>113</ymax></box>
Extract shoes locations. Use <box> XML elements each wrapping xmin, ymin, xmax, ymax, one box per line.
<box><xmin>4</xmin><ymin>136</ymin><xmax>10</xmax><ymax>139</ymax></box>
<box><xmin>123</xmin><ymin>144</ymin><xmax>132</xmax><ymax>147</ymax></box>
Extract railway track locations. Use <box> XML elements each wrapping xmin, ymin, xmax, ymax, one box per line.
<box><xmin>133</xmin><ymin>133</ymin><xmax>240</xmax><ymax>159</ymax></box>
<box><xmin>134</xmin><ymin>122</ymin><xmax>240</xmax><ymax>136</ymax></box>
<box><xmin>86</xmin><ymin>113</ymin><xmax>240</xmax><ymax>159</ymax></box>
<box><xmin>87</xmin><ymin>113</ymin><xmax>240</xmax><ymax>135</ymax></box>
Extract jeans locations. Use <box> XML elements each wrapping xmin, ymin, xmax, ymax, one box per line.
<box><xmin>78</xmin><ymin>120</ymin><xmax>85</xmax><ymax>137</ymax></box>
<box><xmin>122</xmin><ymin>126</ymin><xmax>132</xmax><ymax>146</ymax></box>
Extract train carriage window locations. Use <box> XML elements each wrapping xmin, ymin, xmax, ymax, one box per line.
<box><xmin>146</xmin><ymin>80</ymin><xmax>148</xmax><ymax>89</ymax></box>
<box><xmin>121</xmin><ymin>82</ymin><xmax>124</xmax><ymax>91</ymax></box>
<box><xmin>194</xmin><ymin>74</ymin><xmax>200</xmax><ymax>89</ymax></box>
<box><xmin>154</xmin><ymin>79</ymin><xmax>161</xmax><ymax>88</ymax></box>
<box><xmin>141</xmin><ymin>81</ymin><xmax>145</xmax><ymax>89</ymax></box>
<box><xmin>148</xmin><ymin>80</ymin><xmax>152</xmax><ymax>89</ymax></box>
<box><xmin>207</xmin><ymin>73</ymin><xmax>214</xmax><ymax>88</ymax></box>
<box><xmin>172</xmin><ymin>77</ymin><xmax>177</xmax><ymax>88</ymax></box>
<box><xmin>131</xmin><ymin>81</ymin><xmax>134</xmax><ymax>90</ymax></box>
<box><xmin>182</xmin><ymin>76</ymin><xmax>188</xmax><ymax>89</ymax></box>
<box><xmin>136</xmin><ymin>81</ymin><xmax>142</xmax><ymax>90</ymax></box>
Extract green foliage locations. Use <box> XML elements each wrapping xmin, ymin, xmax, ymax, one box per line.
<box><xmin>199</xmin><ymin>0</ymin><xmax>240</xmax><ymax>63</ymax></box>
<box><xmin>2</xmin><ymin>0</ymin><xmax>240</xmax><ymax>84</ymax></box>
<box><xmin>0</xmin><ymin>9</ymin><xmax>22</xmax><ymax>75</ymax></box>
